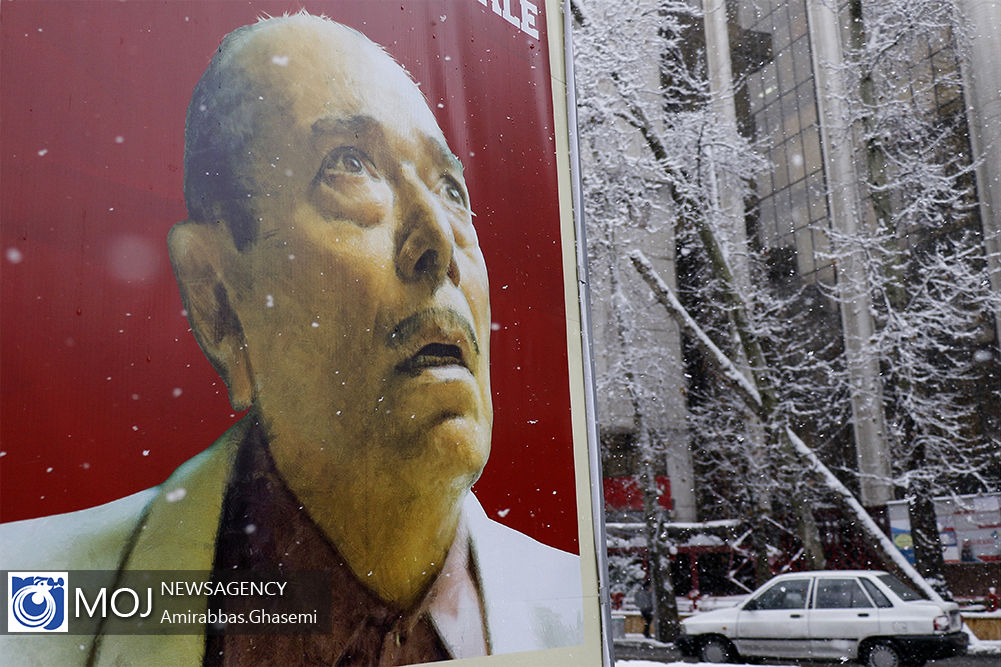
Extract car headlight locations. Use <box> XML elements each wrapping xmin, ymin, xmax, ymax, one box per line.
<box><xmin>933</xmin><ymin>614</ymin><xmax>950</xmax><ymax>632</ymax></box>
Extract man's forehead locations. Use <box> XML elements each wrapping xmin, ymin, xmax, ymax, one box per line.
<box><xmin>236</xmin><ymin>16</ymin><xmax>373</xmax><ymax>60</ymax></box>
<box><xmin>235</xmin><ymin>17</ymin><xmax>408</xmax><ymax>92</ymax></box>
<box><xmin>233</xmin><ymin>18</ymin><xmax>444</xmax><ymax>137</ymax></box>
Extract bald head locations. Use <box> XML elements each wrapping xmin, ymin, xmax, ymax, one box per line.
<box><xmin>183</xmin><ymin>13</ymin><xmax>429</xmax><ymax>249</ymax></box>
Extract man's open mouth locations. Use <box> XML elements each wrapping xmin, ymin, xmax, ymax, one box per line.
<box><xmin>396</xmin><ymin>342</ymin><xmax>466</xmax><ymax>376</ymax></box>
<box><xmin>388</xmin><ymin>307</ymin><xmax>479</xmax><ymax>378</ymax></box>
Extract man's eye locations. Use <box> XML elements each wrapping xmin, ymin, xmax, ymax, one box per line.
<box><xmin>441</xmin><ymin>177</ymin><xmax>466</xmax><ymax>206</ymax></box>
<box><xmin>320</xmin><ymin>149</ymin><xmax>371</xmax><ymax>180</ymax></box>
<box><xmin>341</xmin><ymin>154</ymin><xmax>363</xmax><ymax>173</ymax></box>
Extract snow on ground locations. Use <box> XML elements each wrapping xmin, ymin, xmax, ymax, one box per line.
<box><xmin>613</xmin><ymin>635</ymin><xmax>1001</xmax><ymax>665</ymax></box>
<box><xmin>968</xmin><ymin>638</ymin><xmax>1001</xmax><ymax>655</ymax></box>
<box><xmin>616</xmin><ymin>653</ymin><xmax>1001</xmax><ymax>666</ymax></box>
<box><xmin>617</xmin><ymin>662</ymin><xmax>794</xmax><ymax>667</ymax></box>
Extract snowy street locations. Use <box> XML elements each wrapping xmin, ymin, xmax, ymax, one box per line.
<box><xmin>618</xmin><ymin>659</ymin><xmax>1000</xmax><ymax>667</ymax></box>
<box><xmin>613</xmin><ymin>635</ymin><xmax>1001</xmax><ymax>666</ymax></box>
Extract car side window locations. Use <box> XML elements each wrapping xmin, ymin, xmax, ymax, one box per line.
<box><xmin>749</xmin><ymin>579</ymin><xmax>811</xmax><ymax>610</ymax></box>
<box><xmin>860</xmin><ymin>578</ymin><xmax>894</xmax><ymax>608</ymax></box>
<box><xmin>877</xmin><ymin>573</ymin><xmax>927</xmax><ymax>600</ymax></box>
<box><xmin>815</xmin><ymin>578</ymin><xmax>873</xmax><ymax>609</ymax></box>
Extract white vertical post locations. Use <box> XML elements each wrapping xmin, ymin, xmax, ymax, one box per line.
<box><xmin>805</xmin><ymin>0</ymin><xmax>893</xmax><ymax>507</ymax></box>
<box><xmin>957</xmin><ymin>0</ymin><xmax>1001</xmax><ymax>347</ymax></box>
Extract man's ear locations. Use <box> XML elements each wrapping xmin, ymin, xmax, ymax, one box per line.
<box><xmin>167</xmin><ymin>221</ymin><xmax>254</xmax><ymax>412</ymax></box>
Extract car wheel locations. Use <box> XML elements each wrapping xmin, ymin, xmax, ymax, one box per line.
<box><xmin>699</xmin><ymin>636</ymin><xmax>736</xmax><ymax>663</ymax></box>
<box><xmin>865</xmin><ymin>640</ymin><xmax>902</xmax><ymax>667</ymax></box>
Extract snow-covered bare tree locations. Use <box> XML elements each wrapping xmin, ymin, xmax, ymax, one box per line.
<box><xmin>572</xmin><ymin>0</ymin><xmax>832</xmax><ymax>628</ymax></box>
<box><xmin>572</xmin><ymin>0</ymin><xmax>709</xmax><ymax>640</ymax></box>
<box><xmin>816</xmin><ymin>0</ymin><xmax>1001</xmax><ymax>594</ymax></box>
<box><xmin>573</xmin><ymin>0</ymin><xmax>998</xmax><ymax>618</ymax></box>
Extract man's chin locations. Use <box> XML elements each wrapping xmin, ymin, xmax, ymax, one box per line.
<box><xmin>402</xmin><ymin>414</ymin><xmax>490</xmax><ymax>479</ymax></box>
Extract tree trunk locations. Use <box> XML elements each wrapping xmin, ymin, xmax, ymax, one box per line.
<box><xmin>908</xmin><ymin>478</ymin><xmax>951</xmax><ymax>599</ymax></box>
<box><xmin>640</xmin><ymin>452</ymin><xmax>680</xmax><ymax>641</ymax></box>
<box><xmin>746</xmin><ymin>421</ymin><xmax>775</xmax><ymax>586</ymax></box>
<box><xmin>795</xmin><ymin>500</ymin><xmax>827</xmax><ymax>571</ymax></box>
<box><xmin>783</xmin><ymin>430</ymin><xmax>828</xmax><ymax>570</ymax></box>
<box><xmin>604</xmin><ymin>221</ymin><xmax>682</xmax><ymax>639</ymax></box>
<box><xmin>749</xmin><ymin>510</ymin><xmax>773</xmax><ymax>587</ymax></box>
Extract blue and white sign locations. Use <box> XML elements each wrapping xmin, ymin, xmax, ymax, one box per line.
<box><xmin>7</xmin><ymin>572</ymin><xmax>68</xmax><ymax>633</ymax></box>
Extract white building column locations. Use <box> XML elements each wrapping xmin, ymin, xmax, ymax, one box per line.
<box><xmin>703</xmin><ymin>0</ymin><xmax>751</xmax><ymax>285</ymax></box>
<box><xmin>805</xmin><ymin>0</ymin><xmax>893</xmax><ymax>507</ymax></box>
<box><xmin>957</xmin><ymin>0</ymin><xmax>1001</xmax><ymax>346</ymax></box>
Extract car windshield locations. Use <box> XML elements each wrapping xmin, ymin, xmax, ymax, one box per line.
<box><xmin>876</xmin><ymin>574</ymin><xmax>928</xmax><ymax>601</ymax></box>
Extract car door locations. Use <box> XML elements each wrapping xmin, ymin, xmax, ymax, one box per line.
<box><xmin>808</xmin><ymin>576</ymin><xmax>879</xmax><ymax>660</ymax></box>
<box><xmin>735</xmin><ymin>577</ymin><xmax>813</xmax><ymax>659</ymax></box>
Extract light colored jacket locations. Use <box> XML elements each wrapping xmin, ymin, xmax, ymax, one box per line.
<box><xmin>1</xmin><ymin>418</ymin><xmax>583</xmax><ymax>665</ymax></box>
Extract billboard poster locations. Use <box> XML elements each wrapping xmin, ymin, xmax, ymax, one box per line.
<box><xmin>888</xmin><ymin>494</ymin><xmax>1001</xmax><ymax>564</ymax></box>
<box><xmin>1</xmin><ymin>1</ymin><xmax>606</xmax><ymax>663</ymax></box>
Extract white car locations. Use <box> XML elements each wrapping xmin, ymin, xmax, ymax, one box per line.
<box><xmin>677</xmin><ymin>570</ymin><xmax>967</xmax><ymax>666</ymax></box>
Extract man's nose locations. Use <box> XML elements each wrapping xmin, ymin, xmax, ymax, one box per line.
<box><xmin>395</xmin><ymin>173</ymin><xmax>461</xmax><ymax>288</ymax></box>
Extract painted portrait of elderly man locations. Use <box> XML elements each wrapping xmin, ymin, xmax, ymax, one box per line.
<box><xmin>1</xmin><ymin>4</ymin><xmax>598</xmax><ymax>665</ymax></box>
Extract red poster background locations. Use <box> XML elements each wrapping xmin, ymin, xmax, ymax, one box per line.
<box><xmin>0</xmin><ymin>0</ymin><xmax>578</xmax><ymax>553</ymax></box>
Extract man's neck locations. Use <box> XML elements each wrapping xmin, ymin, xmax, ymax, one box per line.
<box><xmin>313</xmin><ymin>483</ymin><xmax>464</xmax><ymax>609</ymax></box>
<box><xmin>210</xmin><ymin>430</ymin><xmax>464</xmax><ymax>664</ymax></box>
<box><xmin>259</xmin><ymin>420</ymin><xmax>473</xmax><ymax>608</ymax></box>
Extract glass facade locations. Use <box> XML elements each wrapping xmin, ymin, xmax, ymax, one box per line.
<box><xmin>729</xmin><ymin>0</ymin><xmax>976</xmax><ymax>280</ymax></box>
<box><xmin>733</xmin><ymin>0</ymin><xmax>833</xmax><ymax>282</ymax></box>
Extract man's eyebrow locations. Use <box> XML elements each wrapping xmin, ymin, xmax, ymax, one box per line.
<box><xmin>311</xmin><ymin>114</ymin><xmax>377</xmax><ymax>138</ymax></box>
<box><xmin>312</xmin><ymin>114</ymin><xmax>464</xmax><ymax>175</ymax></box>
<box><xmin>431</xmin><ymin>140</ymin><xmax>465</xmax><ymax>176</ymax></box>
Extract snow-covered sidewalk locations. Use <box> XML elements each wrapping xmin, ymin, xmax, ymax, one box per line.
<box><xmin>968</xmin><ymin>635</ymin><xmax>1001</xmax><ymax>655</ymax></box>
<box><xmin>617</xmin><ymin>662</ymin><xmax>792</xmax><ymax>667</ymax></box>
<box><xmin>612</xmin><ymin>632</ymin><xmax>1001</xmax><ymax>665</ymax></box>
